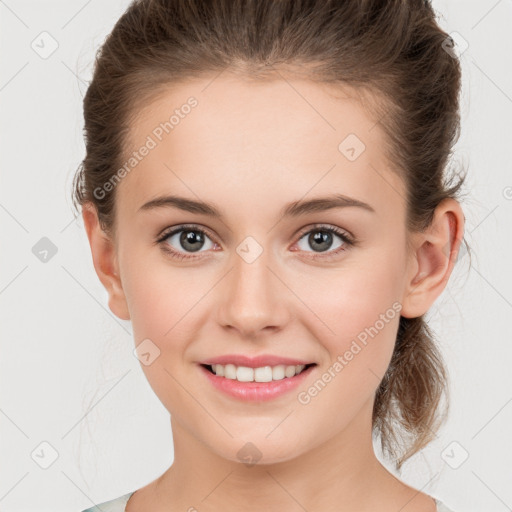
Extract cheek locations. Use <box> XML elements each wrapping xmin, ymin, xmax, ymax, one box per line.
<box><xmin>120</xmin><ymin>255</ymin><xmax>208</xmax><ymax>414</ymax></box>
<box><xmin>291</xmin><ymin>262</ymin><xmax>403</xmax><ymax>428</ymax></box>
<box><xmin>295</xmin><ymin>257</ymin><xmax>404</xmax><ymax>371</ymax></box>
<box><xmin>126</xmin><ymin>266</ymin><xmax>201</xmax><ymax>343</ymax></box>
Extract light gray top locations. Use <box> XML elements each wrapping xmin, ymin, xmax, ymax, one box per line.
<box><xmin>81</xmin><ymin>491</ymin><xmax>456</xmax><ymax>511</ymax></box>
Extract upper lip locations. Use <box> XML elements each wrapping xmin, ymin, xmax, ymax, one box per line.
<box><xmin>199</xmin><ymin>354</ymin><xmax>316</xmax><ymax>368</ymax></box>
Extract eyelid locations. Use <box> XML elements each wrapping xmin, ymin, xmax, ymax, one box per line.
<box><xmin>156</xmin><ymin>223</ymin><xmax>218</xmax><ymax>243</ymax></box>
<box><xmin>294</xmin><ymin>223</ymin><xmax>355</xmax><ymax>244</ymax></box>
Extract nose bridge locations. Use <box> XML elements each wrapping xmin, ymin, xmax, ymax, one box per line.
<box><xmin>216</xmin><ymin>237</ymin><xmax>289</xmax><ymax>335</ymax></box>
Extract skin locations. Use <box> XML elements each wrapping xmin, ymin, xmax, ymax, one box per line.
<box><xmin>82</xmin><ymin>70</ymin><xmax>465</xmax><ymax>512</ymax></box>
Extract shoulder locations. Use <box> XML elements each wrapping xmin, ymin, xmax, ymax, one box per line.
<box><xmin>81</xmin><ymin>492</ymin><xmax>135</xmax><ymax>512</ymax></box>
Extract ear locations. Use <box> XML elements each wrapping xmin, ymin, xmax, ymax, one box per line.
<box><xmin>400</xmin><ymin>198</ymin><xmax>465</xmax><ymax>319</ymax></box>
<box><xmin>81</xmin><ymin>203</ymin><xmax>130</xmax><ymax>321</ymax></box>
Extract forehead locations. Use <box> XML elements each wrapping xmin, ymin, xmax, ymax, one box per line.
<box><xmin>117</xmin><ymin>73</ymin><xmax>406</xmax><ymax>221</ymax></box>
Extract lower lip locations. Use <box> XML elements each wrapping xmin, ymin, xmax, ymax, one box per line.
<box><xmin>198</xmin><ymin>364</ymin><xmax>316</xmax><ymax>402</ymax></box>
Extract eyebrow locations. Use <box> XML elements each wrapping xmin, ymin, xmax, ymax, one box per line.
<box><xmin>138</xmin><ymin>193</ymin><xmax>376</xmax><ymax>219</ymax></box>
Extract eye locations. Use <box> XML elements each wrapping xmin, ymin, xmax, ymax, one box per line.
<box><xmin>293</xmin><ymin>224</ymin><xmax>355</xmax><ymax>260</ymax></box>
<box><xmin>156</xmin><ymin>223</ymin><xmax>356</xmax><ymax>262</ymax></box>
<box><xmin>156</xmin><ymin>224</ymin><xmax>218</xmax><ymax>261</ymax></box>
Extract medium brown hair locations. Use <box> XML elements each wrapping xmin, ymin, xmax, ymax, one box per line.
<box><xmin>72</xmin><ymin>0</ymin><xmax>471</xmax><ymax>470</ymax></box>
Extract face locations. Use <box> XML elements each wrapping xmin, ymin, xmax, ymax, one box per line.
<box><xmin>90</xmin><ymin>72</ymin><xmax>423</xmax><ymax>465</ymax></box>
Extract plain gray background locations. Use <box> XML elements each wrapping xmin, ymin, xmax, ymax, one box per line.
<box><xmin>1</xmin><ymin>1</ymin><xmax>511</xmax><ymax>511</ymax></box>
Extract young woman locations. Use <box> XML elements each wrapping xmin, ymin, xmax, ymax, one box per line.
<box><xmin>74</xmin><ymin>1</ymin><xmax>469</xmax><ymax>510</ymax></box>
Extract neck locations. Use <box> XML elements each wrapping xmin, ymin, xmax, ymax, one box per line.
<box><xmin>146</xmin><ymin>396</ymin><xmax>415</xmax><ymax>512</ymax></box>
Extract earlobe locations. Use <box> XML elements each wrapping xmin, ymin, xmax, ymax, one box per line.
<box><xmin>81</xmin><ymin>203</ymin><xmax>131</xmax><ymax>321</ymax></box>
<box><xmin>400</xmin><ymin>198</ymin><xmax>465</xmax><ymax>319</ymax></box>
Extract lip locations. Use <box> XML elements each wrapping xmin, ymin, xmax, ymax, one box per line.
<box><xmin>199</xmin><ymin>354</ymin><xmax>315</xmax><ymax>368</ymax></box>
<box><xmin>199</xmin><ymin>363</ymin><xmax>316</xmax><ymax>402</ymax></box>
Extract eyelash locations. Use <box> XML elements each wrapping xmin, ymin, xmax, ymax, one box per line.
<box><xmin>155</xmin><ymin>223</ymin><xmax>356</xmax><ymax>262</ymax></box>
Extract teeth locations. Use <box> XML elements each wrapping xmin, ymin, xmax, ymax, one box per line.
<box><xmin>211</xmin><ymin>363</ymin><xmax>307</xmax><ymax>382</ymax></box>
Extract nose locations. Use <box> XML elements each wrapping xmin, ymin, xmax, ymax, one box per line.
<box><xmin>216</xmin><ymin>246</ymin><xmax>291</xmax><ymax>338</ymax></box>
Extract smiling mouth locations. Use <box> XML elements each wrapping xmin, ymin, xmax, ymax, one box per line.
<box><xmin>200</xmin><ymin>362</ymin><xmax>317</xmax><ymax>382</ymax></box>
